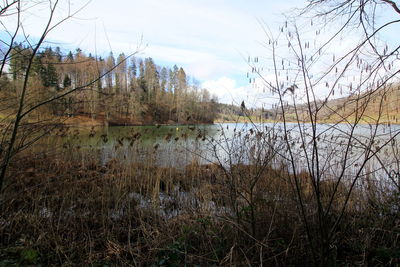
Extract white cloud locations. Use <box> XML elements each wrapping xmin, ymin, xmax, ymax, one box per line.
<box><xmin>11</xmin><ymin>0</ymin><xmax>394</xmax><ymax>107</ymax></box>
<box><xmin>62</xmin><ymin>1</ymin><xmax>400</xmax><ymax>108</ymax></box>
<box><xmin>145</xmin><ymin>45</ymin><xmax>241</xmax><ymax>80</ymax></box>
<box><xmin>3</xmin><ymin>0</ymin><xmax>299</xmax><ymax>81</ymax></box>
<box><xmin>202</xmin><ymin>76</ymin><xmax>277</xmax><ymax>108</ymax></box>
<box><xmin>202</xmin><ymin>77</ymin><xmax>246</xmax><ymax>105</ymax></box>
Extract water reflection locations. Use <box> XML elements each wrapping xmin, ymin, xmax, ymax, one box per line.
<box><xmin>40</xmin><ymin>122</ymin><xmax>400</xmax><ymax>180</ymax></box>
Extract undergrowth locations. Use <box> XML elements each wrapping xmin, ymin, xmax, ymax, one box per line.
<box><xmin>0</xmin><ymin>149</ymin><xmax>398</xmax><ymax>266</ymax></box>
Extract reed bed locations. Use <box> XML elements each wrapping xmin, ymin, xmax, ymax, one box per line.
<box><xmin>0</xmin><ymin>131</ymin><xmax>399</xmax><ymax>266</ymax></box>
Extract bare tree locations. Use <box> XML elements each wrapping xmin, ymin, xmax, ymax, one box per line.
<box><xmin>0</xmin><ymin>0</ymin><xmax>138</xmax><ymax>193</ymax></box>
<box><xmin>246</xmin><ymin>0</ymin><xmax>400</xmax><ymax>264</ymax></box>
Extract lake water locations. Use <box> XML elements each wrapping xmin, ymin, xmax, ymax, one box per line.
<box><xmin>41</xmin><ymin>122</ymin><xmax>400</xmax><ymax>182</ymax></box>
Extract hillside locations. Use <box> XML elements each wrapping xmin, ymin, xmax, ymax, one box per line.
<box><xmin>2</xmin><ymin>45</ymin><xmax>218</xmax><ymax>127</ymax></box>
<box><xmin>272</xmin><ymin>85</ymin><xmax>400</xmax><ymax>125</ymax></box>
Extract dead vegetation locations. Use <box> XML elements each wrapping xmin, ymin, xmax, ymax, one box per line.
<box><xmin>0</xmin><ymin>144</ymin><xmax>398</xmax><ymax>266</ymax></box>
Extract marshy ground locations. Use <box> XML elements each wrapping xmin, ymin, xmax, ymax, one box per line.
<box><xmin>0</xmin><ymin>130</ymin><xmax>399</xmax><ymax>266</ymax></box>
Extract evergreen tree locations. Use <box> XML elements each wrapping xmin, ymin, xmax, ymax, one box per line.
<box><xmin>116</xmin><ymin>53</ymin><xmax>127</xmax><ymax>93</ymax></box>
<box><xmin>160</xmin><ymin>67</ymin><xmax>168</xmax><ymax>94</ymax></box>
<box><xmin>41</xmin><ymin>62</ymin><xmax>58</xmax><ymax>88</ymax></box>
<box><xmin>97</xmin><ymin>57</ymin><xmax>104</xmax><ymax>91</ymax></box>
<box><xmin>66</xmin><ymin>51</ymin><xmax>74</xmax><ymax>62</ymax></box>
<box><xmin>105</xmin><ymin>52</ymin><xmax>115</xmax><ymax>90</ymax></box>
<box><xmin>128</xmin><ymin>57</ymin><xmax>137</xmax><ymax>91</ymax></box>
<box><xmin>40</xmin><ymin>48</ymin><xmax>59</xmax><ymax>88</ymax></box>
<box><xmin>31</xmin><ymin>55</ymin><xmax>43</xmax><ymax>78</ymax></box>
<box><xmin>177</xmin><ymin>67</ymin><xmax>187</xmax><ymax>94</ymax></box>
<box><xmin>63</xmin><ymin>74</ymin><xmax>71</xmax><ymax>88</ymax></box>
<box><xmin>54</xmin><ymin>47</ymin><xmax>62</xmax><ymax>62</ymax></box>
<box><xmin>9</xmin><ymin>43</ymin><xmax>29</xmax><ymax>81</ymax></box>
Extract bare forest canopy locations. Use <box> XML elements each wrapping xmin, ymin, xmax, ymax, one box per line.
<box><xmin>2</xmin><ymin>44</ymin><xmax>218</xmax><ymax>126</ymax></box>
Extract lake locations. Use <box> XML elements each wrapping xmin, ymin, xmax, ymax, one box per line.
<box><xmin>40</xmin><ymin>122</ymin><xmax>400</xmax><ymax>182</ymax></box>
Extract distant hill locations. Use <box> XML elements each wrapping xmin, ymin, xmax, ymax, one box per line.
<box><xmin>3</xmin><ymin>44</ymin><xmax>219</xmax><ymax>126</ymax></box>
<box><xmin>215</xmin><ymin>102</ymin><xmax>275</xmax><ymax>123</ymax></box>
<box><xmin>271</xmin><ymin>84</ymin><xmax>400</xmax><ymax>125</ymax></box>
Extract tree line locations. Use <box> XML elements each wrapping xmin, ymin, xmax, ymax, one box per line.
<box><xmin>5</xmin><ymin>44</ymin><xmax>218</xmax><ymax>125</ymax></box>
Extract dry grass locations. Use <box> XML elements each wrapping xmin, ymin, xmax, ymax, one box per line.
<box><xmin>0</xmin><ymin>145</ymin><xmax>399</xmax><ymax>266</ymax></box>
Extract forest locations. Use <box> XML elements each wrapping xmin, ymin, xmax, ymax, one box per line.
<box><xmin>4</xmin><ymin>44</ymin><xmax>218</xmax><ymax>126</ymax></box>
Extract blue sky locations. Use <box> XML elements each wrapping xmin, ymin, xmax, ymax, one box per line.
<box><xmin>2</xmin><ymin>0</ymin><xmax>299</xmax><ymax>106</ymax></box>
<box><xmin>73</xmin><ymin>0</ymin><xmax>297</xmax><ymax>100</ymax></box>
<box><xmin>2</xmin><ymin>0</ymin><xmax>399</xmax><ymax>107</ymax></box>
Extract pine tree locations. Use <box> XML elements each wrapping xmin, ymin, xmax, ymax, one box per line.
<box><xmin>160</xmin><ymin>67</ymin><xmax>168</xmax><ymax>94</ymax></box>
<box><xmin>128</xmin><ymin>57</ymin><xmax>137</xmax><ymax>91</ymax></box>
<box><xmin>105</xmin><ymin>52</ymin><xmax>115</xmax><ymax>91</ymax></box>
<box><xmin>42</xmin><ymin>62</ymin><xmax>58</xmax><ymax>88</ymax></box>
<box><xmin>116</xmin><ymin>53</ymin><xmax>127</xmax><ymax>93</ymax></box>
<box><xmin>9</xmin><ymin>43</ymin><xmax>29</xmax><ymax>81</ymax></box>
<box><xmin>63</xmin><ymin>74</ymin><xmax>71</xmax><ymax>88</ymax></box>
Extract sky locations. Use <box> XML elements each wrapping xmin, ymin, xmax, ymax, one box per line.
<box><xmin>2</xmin><ymin>0</ymin><xmax>399</xmax><ymax>108</ymax></box>
<box><xmin>74</xmin><ymin>0</ymin><xmax>300</xmax><ymax>107</ymax></box>
<box><xmin>1</xmin><ymin>0</ymin><xmax>299</xmax><ymax>107</ymax></box>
